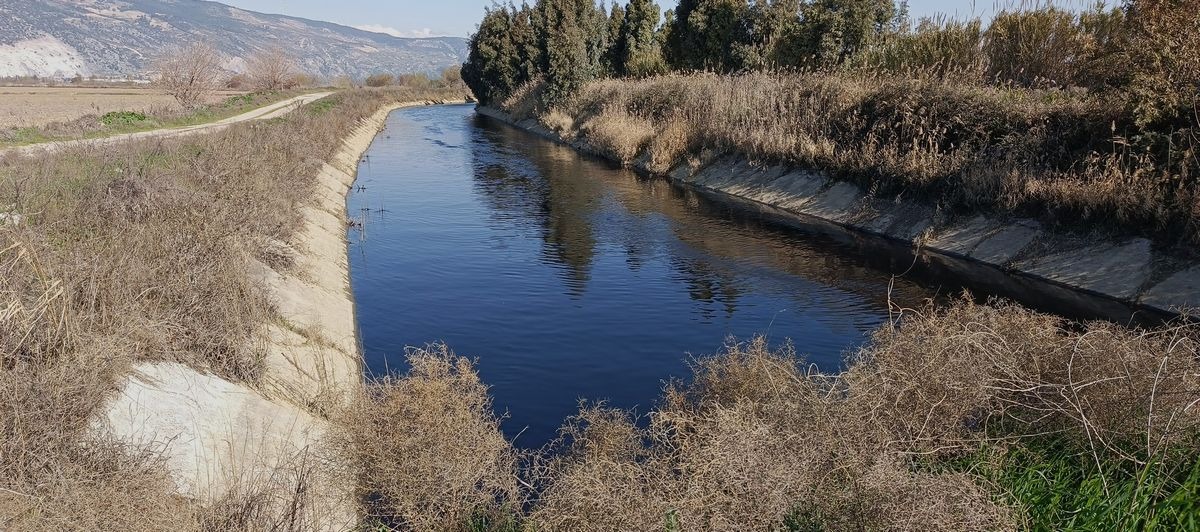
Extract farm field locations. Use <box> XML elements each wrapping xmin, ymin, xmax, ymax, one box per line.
<box><xmin>0</xmin><ymin>86</ymin><xmax>245</xmax><ymax>129</ymax></box>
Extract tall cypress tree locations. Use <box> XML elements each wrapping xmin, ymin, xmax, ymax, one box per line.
<box><xmin>510</xmin><ymin>2</ymin><xmax>541</xmax><ymax>85</ymax></box>
<box><xmin>664</xmin><ymin>0</ymin><xmax>699</xmax><ymax>69</ymax></box>
<box><xmin>576</xmin><ymin>0</ymin><xmax>611</xmax><ymax>82</ymax></box>
<box><xmin>663</xmin><ymin>0</ymin><xmax>751</xmax><ymax>72</ymax></box>
<box><xmin>618</xmin><ymin>0</ymin><xmax>666</xmax><ymax>76</ymax></box>
<box><xmin>794</xmin><ymin>0</ymin><xmax>896</xmax><ymax>68</ymax></box>
<box><xmin>604</xmin><ymin>2</ymin><xmax>627</xmax><ymax>75</ymax></box>
<box><xmin>535</xmin><ymin>0</ymin><xmax>589</xmax><ymax>105</ymax></box>
<box><xmin>462</xmin><ymin>6</ymin><xmax>519</xmax><ymax>105</ymax></box>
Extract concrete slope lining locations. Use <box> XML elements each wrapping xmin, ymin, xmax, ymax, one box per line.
<box><xmin>93</xmin><ymin>99</ymin><xmax>467</xmax><ymax>531</ymax></box>
<box><xmin>476</xmin><ymin>105</ymin><xmax>1199</xmax><ymax>321</ymax></box>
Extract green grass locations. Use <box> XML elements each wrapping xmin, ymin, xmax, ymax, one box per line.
<box><xmin>98</xmin><ymin>111</ymin><xmax>149</xmax><ymax>127</ymax></box>
<box><xmin>945</xmin><ymin>440</ymin><xmax>1200</xmax><ymax>531</ymax></box>
<box><xmin>306</xmin><ymin>95</ymin><xmax>342</xmax><ymax>116</ymax></box>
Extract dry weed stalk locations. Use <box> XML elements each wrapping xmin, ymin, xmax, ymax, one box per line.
<box><xmin>333</xmin><ymin>345</ymin><xmax>520</xmax><ymax>530</ymax></box>
<box><xmin>1</xmin><ymin>87</ymin><xmax>466</xmax><ymax>530</ymax></box>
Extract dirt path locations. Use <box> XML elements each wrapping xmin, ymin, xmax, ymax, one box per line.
<box><xmin>3</xmin><ymin>91</ymin><xmax>334</xmax><ymax>157</ymax></box>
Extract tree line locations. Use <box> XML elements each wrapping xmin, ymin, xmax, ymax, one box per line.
<box><xmin>462</xmin><ymin>0</ymin><xmax>901</xmax><ymax>105</ymax></box>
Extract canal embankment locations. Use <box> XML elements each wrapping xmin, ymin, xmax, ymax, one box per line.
<box><xmin>477</xmin><ymin>104</ymin><xmax>1200</xmax><ymax>322</ymax></box>
<box><xmin>97</xmin><ymin>98</ymin><xmax>468</xmax><ymax>529</ymax></box>
<box><xmin>0</xmin><ymin>89</ymin><xmax>468</xmax><ymax>530</ymax></box>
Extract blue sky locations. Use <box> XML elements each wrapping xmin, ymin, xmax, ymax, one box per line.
<box><xmin>217</xmin><ymin>1</ymin><xmax>1052</xmax><ymax>39</ymax></box>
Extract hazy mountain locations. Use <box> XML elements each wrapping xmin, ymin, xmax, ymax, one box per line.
<box><xmin>0</xmin><ymin>0</ymin><xmax>469</xmax><ymax>80</ymax></box>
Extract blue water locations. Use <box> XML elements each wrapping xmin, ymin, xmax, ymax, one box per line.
<box><xmin>347</xmin><ymin>104</ymin><xmax>940</xmax><ymax>447</ymax></box>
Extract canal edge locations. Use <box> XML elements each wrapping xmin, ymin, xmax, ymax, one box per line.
<box><xmin>475</xmin><ymin>105</ymin><xmax>1198</xmax><ymax>322</ymax></box>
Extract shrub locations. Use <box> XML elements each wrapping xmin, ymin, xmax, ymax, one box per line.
<box><xmin>334</xmin><ymin>346</ymin><xmax>520</xmax><ymax>530</ymax></box>
<box><xmin>98</xmin><ymin>111</ymin><xmax>149</xmax><ymax>127</ymax></box>
<box><xmin>365</xmin><ymin>73</ymin><xmax>394</xmax><ymax>87</ymax></box>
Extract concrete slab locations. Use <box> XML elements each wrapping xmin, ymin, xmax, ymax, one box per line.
<box><xmin>889</xmin><ymin>215</ymin><xmax>934</xmax><ymax>242</ymax></box>
<box><xmin>1014</xmin><ymin>238</ymin><xmax>1153</xmax><ymax>300</ymax></box>
<box><xmin>632</xmin><ymin>151</ymin><xmax>652</xmax><ymax>173</ymax></box>
<box><xmin>668</xmin><ymin>163</ymin><xmax>692</xmax><ymax>181</ymax></box>
<box><xmin>763</xmin><ymin>169</ymin><xmax>827</xmax><ymax>208</ymax></box>
<box><xmin>97</xmin><ymin>363</ymin><xmax>356</xmax><ymax>531</ymax></box>
<box><xmin>927</xmin><ymin>215</ymin><xmax>1002</xmax><ymax>257</ymax></box>
<box><xmin>1140</xmin><ymin>265</ymin><xmax>1200</xmax><ymax>312</ymax></box>
<box><xmin>864</xmin><ymin>210</ymin><xmax>897</xmax><ymax>235</ymax></box>
<box><xmin>970</xmin><ymin>220</ymin><xmax>1041</xmax><ymax>266</ymax></box>
<box><xmin>800</xmin><ymin>181</ymin><xmax>865</xmax><ymax>222</ymax></box>
<box><xmin>724</xmin><ymin>164</ymin><xmax>788</xmax><ymax>200</ymax></box>
<box><xmin>689</xmin><ymin>157</ymin><xmax>738</xmax><ymax>187</ymax></box>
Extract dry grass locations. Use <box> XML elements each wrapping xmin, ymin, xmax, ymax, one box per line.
<box><xmin>322</xmin><ymin>297</ymin><xmax>1200</xmax><ymax>530</ymax></box>
<box><xmin>528</xmin><ymin>336</ymin><xmax>1015</xmax><ymax>531</ymax></box>
<box><xmin>0</xmin><ymin>86</ymin><xmax>467</xmax><ymax>530</ymax></box>
<box><xmin>512</xmin><ymin>69</ymin><xmax>1198</xmax><ymax>243</ymax></box>
<box><xmin>578</xmin><ymin>107</ymin><xmax>656</xmax><ymax>164</ymax></box>
<box><xmin>489</xmin><ymin>4</ymin><xmax>1199</xmax><ymax>244</ymax></box>
<box><xmin>332</xmin><ymin>345</ymin><xmax>520</xmax><ymax>530</ymax></box>
<box><xmin>0</xmin><ymin>86</ymin><xmax>246</xmax><ymax>129</ymax></box>
<box><xmin>523</xmin><ymin>300</ymin><xmax>1200</xmax><ymax>530</ymax></box>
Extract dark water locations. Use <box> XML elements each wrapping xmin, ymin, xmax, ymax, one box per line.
<box><xmin>348</xmin><ymin>105</ymin><xmax>943</xmax><ymax>447</ymax></box>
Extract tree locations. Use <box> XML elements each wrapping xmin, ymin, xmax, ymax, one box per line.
<box><xmin>462</xmin><ymin>6</ymin><xmax>520</xmax><ymax>105</ymax></box>
<box><xmin>154</xmin><ymin>42</ymin><xmax>223</xmax><ymax>109</ymax></box>
<box><xmin>618</xmin><ymin>0</ymin><xmax>668</xmax><ymax>76</ymax></box>
<box><xmin>603</xmin><ymin>2</ymin><xmax>627</xmax><ymax>74</ymax></box>
<box><xmin>792</xmin><ymin>0</ymin><xmax>896</xmax><ymax>68</ymax></box>
<box><xmin>440</xmin><ymin>65</ymin><xmax>463</xmax><ymax>86</ymax></box>
<box><xmin>732</xmin><ymin>0</ymin><xmax>803</xmax><ymax>70</ymax></box>
<box><xmin>663</xmin><ymin>0</ymin><xmax>751</xmax><ymax>72</ymax></box>
<box><xmin>246</xmin><ymin>46</ymin><xmax>299</xmax><ymax>91</ymax></box>
<box><xmin>534</xmin><ymin>0</ymin><xmax>595</xmax><ymax>105</ymax></box>
<box><xmin>510</xmin><ymin>3</ymin><xmax>541</xmax><ymax>86</ymax></box>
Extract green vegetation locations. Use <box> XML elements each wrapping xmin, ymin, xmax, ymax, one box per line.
<box><xmin>98</xmin><ymin>111</ymin><xmax>149</xmax><ymax>127</ymax></box>
<box><xmin>464</xmin><ymin>0</ymin><xmax>1200</xmax><ymax>245</ymax></box>
<box><xmin>965</xmin><ymin>442</ymin><xmax>1200</xmax><ymax>530</ymax></box>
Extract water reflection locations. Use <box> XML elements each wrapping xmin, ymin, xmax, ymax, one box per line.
<box><xmin>349</xmin><ymin>105</ymin><xmax>944</xmax><ymax>446</ymax></box>
<box><xmin>467</xmin><ymin>114</ymin><xmax>940</xmax><ymax>322</ymax></box>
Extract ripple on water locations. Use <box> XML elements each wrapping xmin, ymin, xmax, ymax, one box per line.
<box><xmin>348</xmin><ymin>104</ymin><xmax>943</xmax><ymax>447</ymax></box>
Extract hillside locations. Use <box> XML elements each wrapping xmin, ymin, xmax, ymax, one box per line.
<box><xmin>0</xmin><ymin>0</ymin><xmax>469</xmax><ymax>79</ymax></box>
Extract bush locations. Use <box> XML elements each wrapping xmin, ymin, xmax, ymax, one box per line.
<box><xmin>365</xmin><ymin>73</ymin><xmax>394</xmax><ymax>87</ymax></box>
<box><xmin>98</xmin><ymin>111</ymin><xmax>149</xmax><ymax>127</ymax></box>
<box><xmin>334</xmin><ymin>346</ymin><xmax>520</xmax><ymax>530</ymax></box>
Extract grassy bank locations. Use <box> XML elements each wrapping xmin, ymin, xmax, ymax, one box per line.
<box><xmin>0</xmin><ymin>85</ymin><xmax>467</xmax><ymax>530</ymax></box>
<box><xmin>501</xmin><ymin>69</ymin><xmax>1198</xmax><ymax>247</ymax></box>
<box><xmin>337</xmin><ymin>300</ymin><xmax>1200</xmax><ymax>530</ymax></box>
<box><xmin>0</xmin><ymin>90</ymin><xmax>307</xmax><ymax>147</ymax></box>
<box><xmin>465</xmin><ymin>1</ymin><xmax>1199</xmax><ymax>246</ymax></box>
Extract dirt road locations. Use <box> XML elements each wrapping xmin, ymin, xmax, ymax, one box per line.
<box><xmin>4</xmin><ymin>91</ymin><xmax>334</xmax><ymax>157</ymax></box>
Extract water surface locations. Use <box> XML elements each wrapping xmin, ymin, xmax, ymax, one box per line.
<box><xmin>348</xmin><ymin>105</ymin><xmax>945</xmax><ymax>446</ymax></box>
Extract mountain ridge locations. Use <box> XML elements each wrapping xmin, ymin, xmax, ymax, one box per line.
<box><xmin>0</xmin><ymin>0</ymin><xmax>469</xmax><ymax>80</ymax></box>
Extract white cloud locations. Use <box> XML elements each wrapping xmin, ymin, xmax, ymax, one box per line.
<box><xmin>353</xmin><ymin>24</ymin><xmax>438</xmax><ymax>38</ymax></box>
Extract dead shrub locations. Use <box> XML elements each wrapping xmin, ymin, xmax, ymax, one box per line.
<box><xmin>539</xmin><ymin>109</ymin><xmax>576</xmax><ymax>137</ymax></box>
<box><xmin>333</xmin><ymin>345</ymin><xmax>520</xmax><ymax>530</ymax></box>
<box><xmin>1</xmin><ymin>87</ymin><xmax>468</xmax><ymax>530</ymax></box>
<box><xmin>500</xmin><ymin>78</ymin><xmax>546</xmax><ymax>121</ymax></box>
<box><xmin>578</xmin><ymin>107</ymin><xmax>655</xmax><ymax>164</ymax></box>
<box><xmin>847</xmin><ymin>301</ymin><xmax>1200</xmax><ymax>457</ymax></box>
<box><xmin>646</xmin><ymin>113</ymin><xmax>692</xmax><ymax>173</ymax></box>
<box><xmin>529</xmin><ymin>336</ymin><xmax>1015</xmax><ymax>531</ymax></box>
